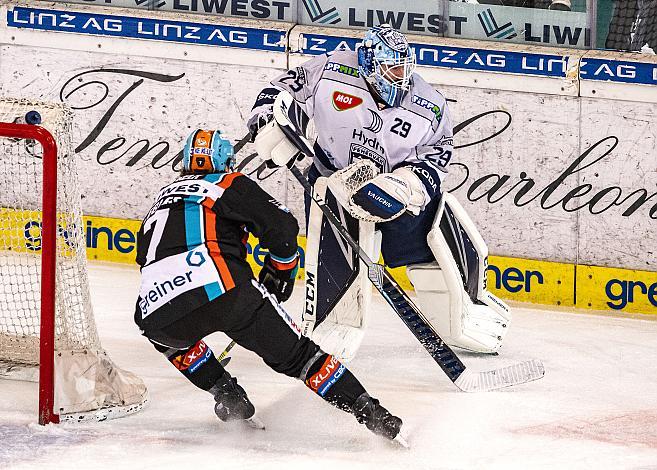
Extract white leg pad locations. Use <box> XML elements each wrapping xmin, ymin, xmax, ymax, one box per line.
<box><xmin>302</xmin><ymin>175</ymin><xmax>380</xmax><ymax>362</ymax></box>
<box><xmin>407</xmin><ymin>193</ymin><xmax>512</xmax><ymax>353</ymax></box>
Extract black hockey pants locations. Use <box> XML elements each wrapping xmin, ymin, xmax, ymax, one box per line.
<box><xmin>143</xmin><ymin>280</ymin><xmax>366</xmax><ymax>409</ymax></box>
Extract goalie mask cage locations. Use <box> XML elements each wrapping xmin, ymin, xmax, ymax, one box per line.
<box><xmin>0</xmin><ymin>98</ymin><xmax>147</xmax><ymax>424</ymax></box>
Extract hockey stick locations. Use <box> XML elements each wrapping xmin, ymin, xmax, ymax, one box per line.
<box><xmin>233</xmin><ymin>132</ymin><xmax>252</xmax><ymax>155</ymax></box>
<box><xmin>273</xmin><ymin>93</ymin><xmax>544</xmax><ymax>392</ymax></box>
<box><xmin>217</xmin><ymin>340</ymin><xmax>236</xmax><ymax>367</ymax></box>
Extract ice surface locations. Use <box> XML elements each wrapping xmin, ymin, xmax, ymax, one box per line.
<box><xmin>2</xmin><ymin>262</ymin><xmax>657</xmax><ymax>469</ymax></box>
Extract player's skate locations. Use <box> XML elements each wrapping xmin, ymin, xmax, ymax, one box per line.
<box><xmin>210</xmin><ymin>371</ymin><xmax>264</xmax><ymax>429</ymax></box>
<box><xmin>352</xmin><ymin>393</ymin><xmax>407</xmax><ymax>447</ymax></box>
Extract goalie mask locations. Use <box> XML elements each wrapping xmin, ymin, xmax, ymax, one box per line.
<box><xmin>357</xmin><ymin>24</ymin><xmax>416</xmax><ymax>108</ymax></box>
<box><xmin>182</xmin><ymin>129</ymin><xmax>235</xmax><ymax>174</ymax></box>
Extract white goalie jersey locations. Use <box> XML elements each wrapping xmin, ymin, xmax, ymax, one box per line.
<box><xmin>249</xmin><ymin>50</ymin><xmax>511</xmax><ymax>358</ymax></box>
<box><xmin>250</xmin><ymin>51</ymin><xmax>454</xmax><ymax>201</ymax></box>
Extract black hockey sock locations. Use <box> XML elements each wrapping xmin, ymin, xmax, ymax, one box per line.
<box><xmin>159</xmin><ymin>339</ymin><xmax>226</xmax><ymax>391</ymax></box>
<box><xmin>303</xmin><ymin>353</ymin><xmax>366</xmax><ymax>412</ymax></box>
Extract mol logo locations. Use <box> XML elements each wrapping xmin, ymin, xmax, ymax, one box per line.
<box><xmin>332</xmin><ymin>91</ymin><xmax>363</xmax><ymax>111</ymax></box>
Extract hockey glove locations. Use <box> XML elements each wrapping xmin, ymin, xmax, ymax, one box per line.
<box><xmin>349</xmin><ymin>167</ymin><xmax>428</xmax><ymax>222</ymax></box>
<box><xmin>258</xmin><ymin>253</ymin><xmax>299</xmax><ymax>303</ymax></box>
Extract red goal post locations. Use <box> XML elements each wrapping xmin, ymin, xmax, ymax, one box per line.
<box><xmin>0</xmin><ymin>122</ymin><xmax>58</xmax><ymax>424</ymax></box>
<box><xmin>0</xmin><ymin>99</ymin><xmax>147</xmax><ymax>425</ymax></box>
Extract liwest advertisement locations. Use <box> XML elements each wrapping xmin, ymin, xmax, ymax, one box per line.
<box><xmin>62</xmin><ymin>0</ymin><xmax>591</xmax><ymax>48</ymax></box>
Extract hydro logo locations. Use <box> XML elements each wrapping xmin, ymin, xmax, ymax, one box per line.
<box><xmin>332</xmin><ymin>91</ymin><xmax>363</xmax><ymax>111</ymax></box>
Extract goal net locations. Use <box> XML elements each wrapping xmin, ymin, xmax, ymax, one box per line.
<box><xmin>0</xmin><ymin>98</ymin><xmax>147</xmax><ymax>423</ymax></box>
<box><xmin>605</xmin><ymin>0</ymin><xmax>657</xmax><ymax>52</ymax></box>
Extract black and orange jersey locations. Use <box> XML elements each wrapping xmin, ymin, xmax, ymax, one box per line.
<box><xmin>135</xmin><ymin>171</ymin><xmax>299</xmax><ymax>331</ymax></box>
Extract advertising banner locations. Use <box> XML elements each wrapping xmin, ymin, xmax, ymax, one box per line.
<box><xmin>296</xmin><ymin>32</ymin><xmax>575</xmax><ymax>80</ymax></box>
<box><xmin>64</xmin><ymin>0</ymin><xmax>297</xmax><ymax>22</ymax></box>
<box><xmin>580</xmin><ymin>57</ymin><xmax>657</xmax><ymax>85</ymax></box>
<box><xmin>2</xmin><ymin>5</ymin><xmax>656</xmax><ymax>315</ymax></box>
<box><xmin>445</xmin><ymin>4</ymin><xmax>589</xmax><ymax>48</ymax></box>
<box><xmin>0</xmin><ymin>42</ymin><xmax>296</xmax><ymax>220</ymax></box>
<box><xmin>61</xmin><ymin>0</ymin><xmax>590</xmax><ymax>48</ymax></box>
<box><xmin>10</xmin><ymin>207</ymin><xmax>657</xmax><ymax>314</ymax></box>
<box><xmin>7</xmin><ymin>6</ymin><xmax>287</xmax><ymax>51</ymax></box>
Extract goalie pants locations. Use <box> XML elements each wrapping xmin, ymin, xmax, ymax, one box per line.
<box><xmin>142</xmin><ymin>280</ymin><xmax>367</xmax><ymax>409</ymax></box>
<box><xmin>306</xmin><ymin>163</ymin><xmax>441</xmax><ymax>268</ymax></box>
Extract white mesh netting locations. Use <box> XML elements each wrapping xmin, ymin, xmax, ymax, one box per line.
<box><xmin>0</xmin><ymin>98</ymin><xmax>147</xmax><ymax>420</ymax></box>
<box><xmin>0</xmin><ymin>98</ymin><xmax>99</xmax><ymax>364</ymax></box>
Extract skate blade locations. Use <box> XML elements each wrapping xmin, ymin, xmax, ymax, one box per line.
<box><xmin>392</xmin><ymin>428</ymin><xmax>410</xmax><ymax>449</ymax></box>
<box><xmin>245</xmin><ymin>414</ymin><xmax>265</xmax><ymax>430</ymax></box>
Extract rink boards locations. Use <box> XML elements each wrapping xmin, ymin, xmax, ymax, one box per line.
<box><xmin>2</xmin><ymin>208</ymin><xmax>656</xmax><ymax>315</ymax></box>
<box><xmin>1</xmin><ymin>2</ymin><xmax>656</xmax><ymax>315</ymax></box>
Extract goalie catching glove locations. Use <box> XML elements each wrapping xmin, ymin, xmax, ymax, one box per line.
<box><xmin>258</xmin><ymin>253</ymin><xmax>300</xmax><ymax>303</ymax></box>
<box><xmin>349</xmin><ymin>166</ymin><xmax>428</xmax><ymax>222</ymax></box>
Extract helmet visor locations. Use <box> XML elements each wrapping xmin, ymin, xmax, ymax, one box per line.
<box><xmin>374</xmin><ymin>52</ymin><xmax>416</xmax><ymax>90</ymax></box>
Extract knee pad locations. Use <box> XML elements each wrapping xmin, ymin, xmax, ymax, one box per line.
<box><xmin>302</xmin><ymin>172</ymin><xmax>380</xmax><ymax>362</ymax></box>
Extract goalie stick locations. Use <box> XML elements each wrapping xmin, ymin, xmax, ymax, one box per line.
<box><xmin>272</xmin><ymin>92</ymin><xmax>545</xmax><ymax>392</ymax></box>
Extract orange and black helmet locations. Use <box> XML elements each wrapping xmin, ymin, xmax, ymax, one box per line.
<box><xmin>182</xmin><ymin>129</ymin><xmax>234</xmax><ymax>173</ymax></box>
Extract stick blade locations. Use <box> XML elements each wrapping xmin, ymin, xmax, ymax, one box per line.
<box><xmin>453</xmin><ymin>359</ymin><xmax>545</xmax><ymax>392</ymax></box>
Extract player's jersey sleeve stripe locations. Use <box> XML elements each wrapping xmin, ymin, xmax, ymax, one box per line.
<box><xmin>203</xmin><ymin>173</ymin><xmax>224</xmax><ymax>184</ymax></box>
<box><xmin>202</xmin><ymin>203</ymin><xmax>236</xmax><ymax>291</ymax></box>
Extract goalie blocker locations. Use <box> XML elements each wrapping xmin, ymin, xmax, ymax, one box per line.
<box><xmin>304</xmin><ymin>161</ymin><xmax>510</xmax><ymax>356</ymax></box>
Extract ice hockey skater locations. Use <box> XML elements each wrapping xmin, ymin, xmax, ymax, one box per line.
<box><xmin>133</xmin><ymin>128</ymin><xmax>406</xmax><ymax>443</ymax></box>
<box><xmin>248</xmin><ymin>24</ymin><xmax>512</xmax><ymax>361</ymax></box>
